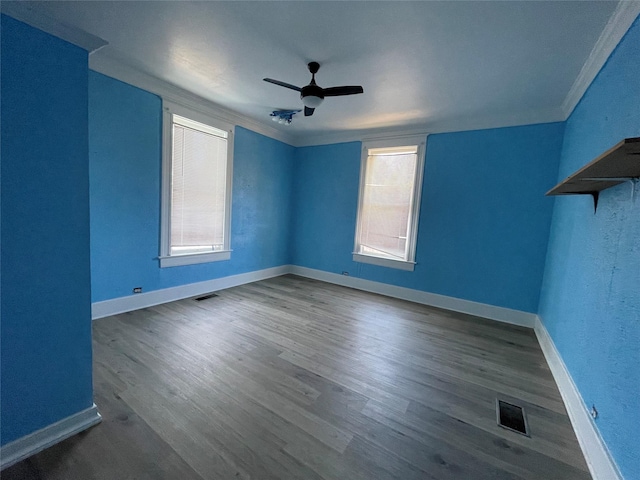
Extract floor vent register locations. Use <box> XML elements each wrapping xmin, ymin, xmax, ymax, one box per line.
<box><xmin>194</xmin><ymin>293</ymin><xmax>219</xmax><ymax>301</ymax></box>
<box><xmin>496</xmin><ymin>399</ymin><xmax>529</xmax><ymax>436</ymax></box>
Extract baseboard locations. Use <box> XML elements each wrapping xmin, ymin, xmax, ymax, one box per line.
<box><xmin>289</xmin><ymin>266</ymin><xmax>537</xmax><ymax>328</ymax></box>
<box><xmin>0</xmin><ymin>404</ymin><xmax>102</xmax><ymax>470</ymax></box>
<box><xmin>92</xmin><ymin>264</ymin><xmax>536</xmax><ymax>327</ymax></box>
<box><xmin>91</xmin><ymin>265</ymin><xmax>290</xmax><ymax>319</ymax></box>
<box><xmin>534</xmin><ymin>317</ymin><xmax>622</xmax><ymax>480</ymax></box>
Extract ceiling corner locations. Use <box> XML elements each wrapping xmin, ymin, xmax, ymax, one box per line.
<box><xmin>89</xmin><ymin>53</ymin><xmax>298</xmax><ymax>147</ymax></box>
<box><xmin>561</xmin><ymin>1</ymin><xmax>640</xmax><ymax>119</ymax></box>
<box><xmin>1</xmin><ymin>2</ymin><xmax>108</xmax><ymax>53</ymax></box>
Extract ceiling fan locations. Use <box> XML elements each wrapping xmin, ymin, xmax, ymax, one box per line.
<box><xmin>263</xmin><ymin>62</ymin><xmax>364</xmax><ymax>117</ymax></box>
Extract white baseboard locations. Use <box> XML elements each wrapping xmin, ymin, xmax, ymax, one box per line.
<box><xmin>91</xmin><ymin>265</ymin><xmax>291</xmax><ymax>319</ymax></box>
<box><xmin>534</xmin><ymin>317</ymin><xmax>622</xmax><ymax>480</ymax></box>
<box><xmin>91</xmin><ymin>265</ymin><xmax>536</xmax><ymax>328</ymax></box>
<box><xmin>289</xmin><ymin>266</ymin><xmax>537</xmax><ymax>328</ymax></box>
<box><xmin>92</xmin><ymin>264</ymin><xmax>536</xmax><ymax>327</ymax></box>
<box><xmin>0</xmin><ymin>404</ymin><xmax>102</xmax><ymax>470</ymax></box>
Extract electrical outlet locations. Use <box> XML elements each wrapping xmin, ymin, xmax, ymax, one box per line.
<box><xmin>342</xmin><ymin>271</ymin><xmax>350</xmax><ymax>276</ymax></box>
<box><xmin>133</xmin><ymin>287</ymin><xmax>142</xmax><ymax>294</ymax></box>
<box><xmin>591</xmin><ymin>405</ymin><xmax>598</xmax><ymax>420</ymax></box>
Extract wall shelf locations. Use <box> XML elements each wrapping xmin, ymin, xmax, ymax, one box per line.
<box><xmin>546</xmin><ymin>137</ymin><xmax>640</xmax><ymax>210</ymax></box>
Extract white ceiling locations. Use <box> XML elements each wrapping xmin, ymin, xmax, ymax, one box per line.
<box><xmin>3</xmin><ymin>1</ymin><xmax>633</xmax><ymax>145</ymax></box>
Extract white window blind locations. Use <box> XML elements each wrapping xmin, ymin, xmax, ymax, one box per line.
<box><xmin>354</xmin><ymin>137</ymin><xmax>425</xmax><ymax>271</ymax></box>
<box><xmin>170</xmin><ymin>115</ymin><xmax>228</xmax><ymax>256</ymax></box>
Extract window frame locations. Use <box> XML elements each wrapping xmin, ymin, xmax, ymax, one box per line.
<box><xmin>352</xmin><ymin>135</ymin><xmax>427</xmax><ymax>272</ymax></box>
<box><xmin>159</xmin><ymin>100</ymin><xmax>234</xmax><ymax>268</ymax></box>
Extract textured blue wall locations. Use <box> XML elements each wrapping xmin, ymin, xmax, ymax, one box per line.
<box><xmin>1</xmin><ymin>16</ymin><xmax>94</xmax><ymax>445</ymax></box>
<box><xmin>292</xmin><ymin>123</ymin><xmax>563</xmax><ymax>313</ymax></box>
<box><xmin>5</xmin><ymin>13</ymin><xmax>637</xmax><ymax>476</ymax></box>
<box><xmin>291</xmin><ymin>142</ymin><xmax>362</xmax><ymax>272</ymax></box>
<box><xmin>89</xmin><ymin>72</ymin><xmax>295</xmax><ymax>302</ymax></box>
<box><xmin>539</xmin><ymin>15</ymin><xmax>640</xmax><ymax>479</ymax></box>
<box><xmin>419</xmin><ymin>125</ymin><xmax>564</xmax><ymax>312</ymax></box>
<box><xmin>89</xmin><ymin>72</ymin><xmax>163</xmax><ymax>301</ymax></box>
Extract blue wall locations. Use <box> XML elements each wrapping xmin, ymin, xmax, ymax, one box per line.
<box><xmin>89</xmin><ymin>72</ymin><xmax>295</xmax><ymax>302</ymax></box>
<box><xmin>539</xmin><ymin>15</ymin><xmax>640</xmax><ymax>479</ymax></box>
<box><xmin>1</xmin><ymin>16</ymin><xmax>94</xmax><ymax>445</ymax></box>
<box><xmin>91</xmin><ymin>73</ymin><xmax>563</xmax><ymax>316</ymax></box>
<box><xmin>291</xmin><ymin>142</ymin><xmax>362</xmax><ymax>272</ymax></box>
<box><xmin>5</xmin><ymin>13</ymin><xmax>637</xmax><ymax>477</ymax></box>
<box><xmin>292</xmin><ymin>123</ymin><xmax>564</xmax><ymax>313</ymax></box>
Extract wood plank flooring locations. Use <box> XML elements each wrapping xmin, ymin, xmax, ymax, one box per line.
<box><xmin>3</xmin><ymin>275</ymin><xmax>591</xmax><ymax>479</ymax></box>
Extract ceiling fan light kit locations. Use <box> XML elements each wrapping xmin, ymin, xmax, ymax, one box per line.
<box><xmin>301</xmin><ymin>94</ymin><xmax>324</xmax><ymax>109</ymax></box>
<box><xmin>264</xmin><ymin>61</ymin><xmax>363</xmax><ymax>118</ymax></box>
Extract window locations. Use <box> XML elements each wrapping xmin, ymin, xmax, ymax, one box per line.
<box><xmin>160</xmin><ymin>101</ymin><xmax>233</xmax><ymax>267</ymax></box>
<box><xmin>353</xmin><ymin>135</ymin><xmax>426</xmax><ymax>271</ymax></box>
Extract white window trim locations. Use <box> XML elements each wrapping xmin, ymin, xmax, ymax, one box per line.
<box><xmin>159</xmin><ymin>100</ymin><xmax>234</xmax><ymax>268</ymax></box>
<box><xmin>353</xmin><ymin>134</ymin><xmax>427</xmax><ymax>272</ymax></box>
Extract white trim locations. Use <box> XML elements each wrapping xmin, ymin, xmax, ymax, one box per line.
<box><xmin>534</xmin><ymin>317</ymin><xmax>623</xmax><ymax>480</ymax></box>
<box><xmin>160</xmin><ymin>101</ymin><xmax>234</xmax><ymax>268</ymax></box>
<box><xmin>92</xmin><ymin>264</ymin><xmax>537</xmax><ymax>327</ymax></box>
<box><xmin>0</xmin><ymin>404</ymin><xmax>101</xmax><ymax>470</ymax></box>
<box><xmin>91</xmin><ymin>265</ymin><xmax>290</xmax><ymax>319</ymax></box>
<box><xmin>362</xmin><ymin>134</ymin><xmax>428</xmax><ymax>150</ymax></box>
<box><xmin>160</xmin><ymin>106</ymin><xmax>173</xmax><ymax>264</ymax></box>
<box><xmin>0</xmin><ymin>3</ymin><xmax>108</xmax><ymax>53</ymax></box>
<box><xmin>159</xmin><ymin>250</ymin><xmax>231</xmax><ymax>268</ymax></box>
<box><xmin>89</xmin><ymin>51</ymin><xmax>567</xmax><ymax>148</ymax></box>
<box><xmin>294</xmin><ymin>107</ymin><xmax>564</xmax><ymax>147</ymax></box>
<box><xmin>90</xmin><ymin>51</ymin><xmax>562</xmax><ymax>149</ymax></box>
<box><xmin>352</xmin><ymin>253</ymin><xmax>415</xmax><ymax>271</ymax></box>
<box><xmin>561</xmin><ymin>1</ymin><xmax>640</xmax><ymax>118</ymax></box>
<box><xmin>353</xmin><ymin>135</ymin><xmax>427</xmax><ymax>270</ymax></box>
<box><xmin>164</xmin><ymin>100</ymin><xmax>234</xmax><ymax>134</ymax></box>
<box><xmin>89</xmin><ymin>54</ymin><xmax>296</xmax><ymax>146</ymax></box>
<box><xmin>289</xmin><ymin>266</ymin><xmax>537</xmax><ymax>328</ymax></box>
<box><xmin>17</xmin><ymin>0</ymin><xmax>630</xmax><ymax>148</ymax></box>
<box><xmin>172</xmin><ymin>114</ymin><xmax>228</xmax><ymax>138</ymax></box>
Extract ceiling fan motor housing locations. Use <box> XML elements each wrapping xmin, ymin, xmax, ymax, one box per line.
<box><xmin>301</xmin><ymin>84</ymin><xmax>324</xmax><ymax>101</ymax></box>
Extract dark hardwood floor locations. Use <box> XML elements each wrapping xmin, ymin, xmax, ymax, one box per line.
<box><xmin>3</xmin><ymin>275</ymin><xmax>591</xmax><ymax>479</ymax></box>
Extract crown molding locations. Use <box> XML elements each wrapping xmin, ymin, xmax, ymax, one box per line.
<box><xmin>293</xmin><ymin>106</ymin><xmax>565</xmax><ymax>147</ymax></box>
<box><xmin>4</xmin><ymin>2</ymin><xmax>638</xmax><ymax>146</ymax></box>
<box><xmin>89</xmin><ymin>53</ymin><xmax>297</xmax><ymax>147</ymax></box>
<box><xmin>89</xmin><ymin>48</ymin><xmax>566</xmax><ymax>148</ymax></box>
<box><xmin>293</xmin><ymin>126</ymin><xmax>430</xmax><ymax>148</ymax></box>
<box><xmin>562</xmin><ymin>1</ymin><xmax>640</xmax><ymax>118</ymax></box>
<box><xmin>1</xmin><ymin>3</ymin><xmax>107</xmax><ymax>53</ymax></box>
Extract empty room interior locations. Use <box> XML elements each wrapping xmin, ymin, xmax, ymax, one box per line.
<box><xmin>1</xmin><ymin>2</ymin><xmax>639</xmax><ymax>479</ymax></box>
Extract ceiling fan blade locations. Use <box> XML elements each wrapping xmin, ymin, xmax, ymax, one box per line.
<box><xmin>304</xmin><ymin>106</ymin><xmax>315</xmax><ymax>117</ymax></box>
<box><xmin>263</xmin><ymin>78</ymin><xmax>302</xmax><ymax>92</ymax></box>
<box><xmin>322</xmin><ymin>86</ymin><xmax>364</xmax><ymax>97</ymax></box>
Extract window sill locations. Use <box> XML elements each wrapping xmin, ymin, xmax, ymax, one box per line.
<box><xmin>352</xmin><ymin>253</ymin><xmax>415</xmax><ymax>271</ymax></box>
<box><xmin>159</xmin><ymin>250</ymin><xmax>231</xmax><ymax>268</ymax></box>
